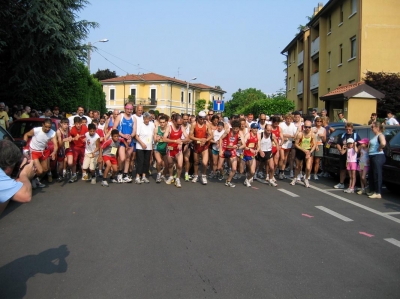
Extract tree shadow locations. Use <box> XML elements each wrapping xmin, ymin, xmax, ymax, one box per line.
<box><xmin>0</xmin><ymin>245</ymin><xmax>69</xmax><ymax>299</ymax></box>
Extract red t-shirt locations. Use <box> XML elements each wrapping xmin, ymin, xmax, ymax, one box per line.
<box><xmin>70</xmin><ymin>125</ymin><xmax>88</xmax><ymax>148</ymax></box>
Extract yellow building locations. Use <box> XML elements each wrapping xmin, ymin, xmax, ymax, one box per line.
<box><xmin>281</xmin><ymin>0</ymin><xmax>400</xmax><ymax>120</ymax></box>
<box><xmin>101</xmin><ymin>73</ymin><xmax>225</xmax><ymax>115</ymax></box>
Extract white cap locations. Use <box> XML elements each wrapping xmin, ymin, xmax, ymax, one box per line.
<box><xmin>198</xmin><ymin>111</ymin><xmax>206</xmax><ymax>117</ymax></box>
<box><xmin>347</xmin><ymin>138</ymin><xmax>355</xmax><ymax>143</ymax></box>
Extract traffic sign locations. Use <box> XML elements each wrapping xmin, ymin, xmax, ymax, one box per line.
<box><xmin>213</xmin><ymin>100</ymin><xmax>225</xmax><ymax>112</ymax></box>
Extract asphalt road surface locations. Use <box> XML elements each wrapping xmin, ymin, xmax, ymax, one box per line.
<box><xmin>1</xmin><ymin>173</ymin><xmax>400</xmax><ymax>299</ymax></box>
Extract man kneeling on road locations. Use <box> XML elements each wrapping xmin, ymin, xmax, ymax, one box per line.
<box><xmin>0</xmin><ymin>140</ymin><xmax>35</xmax><ymax>215</ymax></box>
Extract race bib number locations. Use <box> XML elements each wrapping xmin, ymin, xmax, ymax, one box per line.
<box><xmin>167</xmin><ymin>146</ymin><xmax>174</xmax><ymax>150</ymax></box>
<box><xmin>111</xmin><ymin>147</ymin><xmax>117</xmax><ymax>155</ymax></box>
<box><xmin>248</xmin><ymin>143</ymin><xmax>255</xmax><ymax>148</ymax></box>
<box><xmin>197</xmin><ymin>141</ymin><xmax>201</xmax><ymax>144</ymax></box>
<box><xmin>326</xmin><ymin>144</ymin><xmax>330</xmax><ymax>149</ymax></box>
<box><xmin>64</xmin><ymin>141</ymin><xmax>70</xmax><ymax>149</ymax></box>
<box><xmin>146</xmin><ymin>137</ymin><xmax>150</xmax><ymax>143</ymax></box>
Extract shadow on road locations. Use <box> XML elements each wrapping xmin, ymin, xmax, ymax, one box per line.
<box><xmin>0</xmin><ymin>245</ymin><xmax>69</xmax><ymax>299</ymax></box>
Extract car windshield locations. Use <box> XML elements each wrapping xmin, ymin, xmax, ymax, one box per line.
<box><xmin>0</xmin><ymin>126</ymin><xmax>13</xmax><ymax>141</ymax></box>
<box><xmin>390</xmin><ymin>131</ymin><xmax>400</xmax><ymax>147</ymax></box>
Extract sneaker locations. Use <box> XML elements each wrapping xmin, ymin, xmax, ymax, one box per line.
<box><xmin>184</xmin><ymin>173</ymin><xmax>190</xmax><ymax>182</ymax></box>
<box><xmin>31</xmin><ymin>179</ymin><xmax>37</xmax><ymax>189</ymax></box>
<box><xmin>233</xmin><ymin>173</ymin><xmax>239</xmax><ymax>180</ymax></box>
<box><xmin>165</xmin><ymin>176</ymin><xmax>174</xmax><ymax>185</ymax></box>
<box><xmin>289</xmin><ymin>170</ymin><xmax>294</xmax><ymax>178</ymax></box>
<box><xmin>101</xmin><ymin>180</ymin><xmax>109</xmax><ymax>187</ymax></box>
<box><xmin>368</xmin><ymin>193</ymin><xmax>382</xmax><ymax>199</ymax></box>
<box><xmin>217</xmin><ymin>171</ymin><xmax>224</xmax><ymax>181</ymax></box>
<box><xmin>122</xmin><ymin>175</ymin><xmax>132</xmax><ymax>183</ymax></box>
<box><xmin>208</xmin><ymin>172</ymin><xmax>215</xmax><ymax>179</ymax></box>
<box><xmin>253</xmin><ymin>172</ymin><xmax>258</xmax><ymax>179</ymax></box>
<box><xmin>142</xmin><ymin>177</ymin><xmax>150</xmax><ymax>183</ymax></box>
<box><xmin>244</xmin><ymin>179</ymin><xmax>251</xmax><ymax>187</ymax></box>
<box><xmin>47</xmin><ymin>172</ymin><xmax>53</xmax><ymax>183</ymax></box>
<box><xmin>266</xmin><ymin>174</ymin><xmax>270</xmax><ymax>180</ymax></box>
<box><xmin>62</xmin><ymin>169</ymin><xmax>67</xmax><ymax>178</ymax></box>
<box><xmin>313</xmin><ymin>174</ymin><xmax>319</xmax><ymax>180</ymax></box>
<box><xmin>225</xmin><ymin>180</ymin><xmax>236</xmax><ymax>188</ymax></box>
<box><xmin>175</xmin><ymin>178</ymin><xmax>182</xmax><ymax>188</ymax></box>
<box><xmin>269</xmin><ymin>179</ymin><xmax>278</xmax><ymax>187</ymax></box>
<box><xmin>69</xmin><ymin>174</ymin><xmax>77</xmax><ymax>183</ymax></box>
<box><xmin>91</xmin><ymin>177</ymin><xmax>96</xmax><ymax>184</ymax></box>
<box><xmin>35</xmin><ymin>178</ymin><xmax>46</xmax><ymax>188</ymax></box>
<box><xmin>160</xmin><ymin>175</ymin><xmax>166</xmax><ymax>182</ymax></box>
<box><xmin>98</xmin><ymin>170</ymin><xmax>103</xmax><ymax>176</ymax></box>
<box><xmin>278</xmin><ymin>173</ymin><xmax>284</xmax><ymax>180</ymax></box>
<box><xmin>357</xmin><ymin>188</ymin><xmax>365</xmax><ymax>195</ymax></box>
<box><xmin>111</xmin><ymin>178</ymin><xmax>118</xmax><ymax>183</ymax></box>
<box><xmin>191</xmin><ymin>175</ymin><xmax>198</xmax><ymax>183</ymax></box>
<box><xmin>117</xmin><ymin>173</ymin><xmax>123</xmax><ymax>183</ymax></box>
<box><xmin>304</xmin><ymin>179</ymin><xmax>310</xmax><ymax>188</ymax></box>
<box><xmin>156</xmin><ymin>173</ymin><xmax>162</xmax><ymax>183</ymax></box>
<box><xmin>334</xmin><ymin>183</ymin><xmax>345</xmax><ymax>189</ymax></box>
<box><xmin>323</xmin><ymin>172</ymin><xmax>330</xmax><ymax>178</ymax></box>
<box><xmin>290</xmin><ymin>178</ymin><xmax>296</xmax><ymax>186</ymax></box>
<box><xmin>258</xmin><ymin>171</ymin><xmax>265</xmax><ymax>179</ymax></box>
<box><xmin>135</xmin><ymin>177</ymin><xmax>142</xmax><ymax>184</ymax></box>
<box><xmin>344</xmin><ymin>188</ymin><xmax>354</xmax><ymax>193</ymax></box>
<box><xmin>201</xmin><ymin>175</ymin><xmax>207</xmax><ymax>185</ymax></box>
<box><xmin>82</xmin><ymin>173</ymin><xmax>89</xmax><ymax>181</ymax></box>
<box><xmin>285</xmin><ymin>166</ymin><xmax>290</xmax><ymax>172</ymax></box>
<box><xmin>249</xmin><ymin>177</ymin><xmax>254</xmax><ymax>183</ymax></box>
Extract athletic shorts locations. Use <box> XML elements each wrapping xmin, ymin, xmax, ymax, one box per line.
<box><xmin>256</xmin><ymin>151</ymin><xmax>272</xmax><ymax>162</ymax></box>
<box><xmin>346</xmin><ymin>162</ymin><xmax>357</xmax><ymax>171</ymax></box>
<box><xmin>295</xmin><ymin>149</ymin><xmax>309</xmax><ymax>161</ymax></box>
<box><xmin>242</xmin><ymin>155</ymin><xmax>254</xmax><ymax>162</ymax></box>
<box><xmin>120</xmin><ymin>138</ymin><xmax>136</xmax><ymax>149</ymax></box>
<box><xmin>83</xmin><ymin>154</ymin><xmax>98</xmax><ymax>170</ymax></box>
<box><xmin>154</xmin><ymin>148</ymin><xmax>166</xmax><ymax>156</ymax></box>
<box><xmin>220</xmin><ymin>149</ymin><xmax>237</xmax><ymax>159</ymax></box>
<box><xmin>212</xmin><ymin>149</ymin><xmax>219</xmax><ymax>155</ymax></box>
<box><xmin>312</xmin><ymin>145</ymin><xmax>324</xmax><ymax>157</ymax></box>
<box><xmin>194</xmin><ymin>143</ymin><xmax>209</xmax><ymax>154</ymax></box>
<box><xmin>167</xmin><ymin>146</ymin><xmax>181</xmax><ymax>158</ymax></box>
<box><xmin>73</xmin><ymin>147</ymin><xmax>85</xmax><ymax>165</ymax></box>
<box><xmin>57</xmin><ymin>148</ymin><xmax>66</xmax><ymax>162</ymax></box>
<box><xmin>103</xmin><ymin>156</ymin><xmax>118</xmax><ymax>165</ymax></box>
<box><xmin>31</xmin><ymin>149</ymin><xmax>51</xmax><ymax>161</ymax></box>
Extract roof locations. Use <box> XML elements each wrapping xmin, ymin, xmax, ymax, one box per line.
<box><xmin>101</xmin><ymin>72</ymin><xmax>225</xmax><ymax>93</ymax></box>
<box><xmin>281</xmin><ymin>28</ymin><xmax>308</xmax><ymax>54</ymax></box>
<box><xmin>307</xmin><ymin>0</ymin><xmax>338</xmax><ymax>27</ymax></box>
<box><xmin>320</xmin><ymin>82</ymin><xmax>385</xmax><ymax>102</ymax></box>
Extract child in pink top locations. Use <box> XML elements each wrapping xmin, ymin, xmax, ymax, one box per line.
<box><xmin>343</xmin><ymin>138</ymin><xmax>358</xmax><ymax>193</ymax></box>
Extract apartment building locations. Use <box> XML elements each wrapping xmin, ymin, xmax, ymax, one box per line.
<box><xmin>281</xmin><ymin>0</ymin><xmax>400</xmax><ymax>121</ymax></box>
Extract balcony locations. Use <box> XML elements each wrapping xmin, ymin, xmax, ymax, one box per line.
<box><xmin>135</xmin><ymin>97</ymin><xmax>157</xmax><ymax>106</ymax></box>
<box><xmin>297</xmin><ymin>80</ymin><xmax>304</xmax><ymax>95</ymax></box>
<box><xmin>297</xmin><ymin>51</ymin><xmax>304</xmax><ymax>67</ymax></box>
<box><xmin>310</xmin><ymin>72</ymin><xmax>319</xmax><ymax>90</ymax></box>
<box><xmin>311</xmin><ymin>36</ymin><xmax>320</xmax><ymax>58</ymax></box>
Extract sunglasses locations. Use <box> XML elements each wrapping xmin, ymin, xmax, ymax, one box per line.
<box><xmin>208</xmin><ymin>114</ymin><xmax>213</xmax><ymax>116</ymax></box>
<box><xmin>304</xmin><ymin>126</ymin><xmax>311</xmax><ymax>129</ymax></box>
<box><xmin>316</xmin><ymin>120</ymin><xmax>322</xmax><ymax>122</ymax></box>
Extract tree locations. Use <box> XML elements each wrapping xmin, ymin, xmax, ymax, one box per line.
<box><xmin>225</xmin><ymin>88</ymin><xmax>267</xmax><ymax>117</ymax></box>
<box><xmin>364</xmin><ymin>71</ymin><xmax>400</xmax><ymax>117</ymax></box>
<box><xmin>0</xmin><ymin>0</ymin><xmax>98</xmax><ymax>103</ymax></box>
<box><xmin>93</xmin><ymin>69</ymin><xmax>118</xmax><ymax>81</ymax></box>
<box><xmin>195</xmin><ymin>99</ymin><xmax>206</xmax><ymax>115</ymax></box>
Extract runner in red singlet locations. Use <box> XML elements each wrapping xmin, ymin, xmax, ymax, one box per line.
<box><xmin>242</xmin><ymin>123</ymin><xmax>259</xmax><ymax>187</ymax></box>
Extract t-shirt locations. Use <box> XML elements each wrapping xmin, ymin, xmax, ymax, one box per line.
<box><xmin>68</xmin><ymin>115</ymin><xmax>92</xmax><ymax>127</ymax></box>
<box><xmin>212</xmin><ymin>129</ymin><xmax>225</xmax><ymax>151</ymax></box>
<box><xmin>84</xmin><ymin>132</ymin><xmax>100</xmax><ymax>155</ymax></box>
<box><xmin>101</xmin><ymin>139</ymin><xmax>122</xmax><ymax>157</ymax></box>
<box><xmin>136</xmin><ymin>122</ymin><xmax>155</xmax><ymax>150</ymax></box>
<box><xmin>279</xmin><ymin>122</ymin><xmax>297</xmax><ymax>149</ymax></box>
<box><xmin>0</xmin><ymin>111</ymin><xmax>9</xmax><ymax>129</ymax></box>
<box><xmin>386</xmin><ymin>117</ymin><xmax>399</xmax><ymax>125</ymax></box>
<box><xmin>70</xmin><ymin>125</ymin><xmax>89</xmax><ymax>148</ymax></box>
<box><xmin>0</xmin><ymin>168</ymin><xmax>22</xmax><ymax>203</ymax></box>
<box><xmin>29</xmin><ymin>127</ymin><xmax>56</xmax><ymax>151</ymax></box>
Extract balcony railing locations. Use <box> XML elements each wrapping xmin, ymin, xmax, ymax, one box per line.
<box><xmin>310</xmin><ymin>72</ymin><xmax>319</xmax><ymax>90</ymax></box>
<box><xmin>297</xmin><ymin>80</ymin><xmax>304</xmax><ymax>95</ymax></box>
<box><xmin>297</xmin><ymin>51</ymin><xmax>304</xmax><ymax>67</ymax></box>
<box><xmin>311</xmin><ymin>36</ymin><xmax>320</xmax><ymax>57</ymax></box>
<box><xmin>135</xmin><ymin>97</ymin><xmax>157</xmax><ymax>106</ymax></box>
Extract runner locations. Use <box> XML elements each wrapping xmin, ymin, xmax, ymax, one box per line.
<box><xmin>242</xmin><ymin>123</ymin><xmax>259</xmax><ymax>187</ymax></box>
<box><xmin>208</xmin><ymin>115</ymin><xmax>220</xmax><ymax>178</ymax></box>
<box><xmin>56</xmin><ymin>118</ymin><xmax>72</xmax><ymax>181</ymax></box>
<box><xmin>104</xmin><ymin>109</ymin><xmax>119</xmax><ymax>137</ymax></box>
<box><xmin>257</xmin><ymin>125</ymin><xmax>278</xmax><ymax>186</ymax></box>
<box><xmin>210</xmin><ymin>122</ymin><xmax>225</xmax><ymax>180</ymax></box>
<box><xmin>278</xmin><ymin>113</ymin><xmax>297</xmax><ymax>180</ymax></box>
<box><xmin>270</xmin><ymin>116</ymin><xmax>283</xmax><ymax>180</ymax></box>
<box><xmin>181</xmin><ymin>113</ymin><xmax>192</xmax><ymax>181</ymax></box>
<box><xmin>189</xmin><ymin>111</ymin><xmax>212</xmax><ymax>185</ymax></box>
<box><xmin>68</xmin><ymin>117</ymin><xmax>89</xmax><ymax>183</ymax></box>
<box><xmin>289</xmin><ymin>111</ymin><xmax>303</xmax><ymax>178</ymax></box>
<box><xmin>153</xmin><ymin>115</ymin><xmax>168</xmax><ymax>183</ymax></box>
<box><xmin>81</xmin><ymin>123</ymin><xmax>100</xmax><ymax>184</ymax></box>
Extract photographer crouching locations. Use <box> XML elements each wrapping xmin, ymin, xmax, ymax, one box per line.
<box><xmin>0</xmin><ymin>140</ymin><xmax>35</xmax><ymax>215</ymax></box>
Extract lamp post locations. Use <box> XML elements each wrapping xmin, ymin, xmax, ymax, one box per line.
<box><xmin>186</xmin><ymin>77</ymin><xmax>197</xmax><ymax>114</ymax></box>
<box><xmin>87</xmin><ymin>39</ymin><xmax>109</xmax><ymax>73</ymax></box>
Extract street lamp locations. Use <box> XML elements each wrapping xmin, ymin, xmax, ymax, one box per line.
<box><xmin>87</xmin><ymin>39</ymin><xmax>109</xmax><ymax>73</ymax></box>
<box><xmin>186</xmin><ymin>77</ymin><xmax>197</xmax><ymax>114</ymax></box>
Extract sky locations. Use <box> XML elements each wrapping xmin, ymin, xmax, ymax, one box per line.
<box><xmin>79</xmin><ymin>0</ymin><xmax>320</xmax><ymax>100</ymax></box>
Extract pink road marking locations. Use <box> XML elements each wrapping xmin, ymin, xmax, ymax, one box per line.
<box><xmin>359</xmin><ymin>232</ymin><xmax>374</xmax><ymax>238</ymax></box>
<box><xmin>302</xmin><ymin>214</ymin><xmax>314</xmax><ymax>218</ymax></box>
<box><xmin>252</xmin><ymin>187</ymin><xmax>259</xmax><ymax>190</ymax></box>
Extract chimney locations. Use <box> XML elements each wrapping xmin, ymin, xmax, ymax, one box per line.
<box><xmin>313</xmin><ymin>2</ymin><xmax>324</xmax><ymax>16</ymax></box>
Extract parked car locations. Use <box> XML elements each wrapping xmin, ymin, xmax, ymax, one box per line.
<box><xmin>323</xmin><ymin>125</ymin><xmax>400</xmax><ymax>176</ymax></box>
<box><xmin>0</xmin><ymin>125</ymin><xmax>27</xmax><ymax>177</ymax></box>
<box><xmin>383</xmin><ymin>131</ymin><xmax>400</xmax><ymax>193</ymax></box>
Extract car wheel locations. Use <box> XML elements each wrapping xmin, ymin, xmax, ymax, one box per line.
<box><xmin>385</xmin><ymin>182</ymin><xmax>397</xmax><ymax>193</ymax></box>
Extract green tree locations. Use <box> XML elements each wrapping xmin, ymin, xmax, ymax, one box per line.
<box><xmin>0</xmin><ymin>0</ymin><xmax>98</xmax><ymax>103</ymax></box>
<box><xmin>195</xmin><ymin>99</ymin><xmax>206</xmax><ymax>115</ymax></box>
<box><xmin>93</xmin><ymin>69</ymin><xmax>118</xmax><ymax>81</ymax></box>
<box><xmin>225</xmin><ymin>88</ymin><xmax>267</xmax><ymax>116</ymax></box>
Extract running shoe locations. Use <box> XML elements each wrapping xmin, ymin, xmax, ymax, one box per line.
<box><xmin>165</xmin><ymin>176</ymin><xmax>174</xmax><ymax>185</ymax></box>
<box><xmin>244</xmin><ymin>179</ymin><xmax>251</xmax><ymax>187</ymax></box>
<box><xmin>117</xmin><ymin>173</ymin><xmax>123</xmax><ymax>183</ymax></box>
<box><xmin>201</xmin><ymin>175</ymin><xmax>207</xmax><ymax>185</ymax></box>
<box><xmin>160</xmin><ymin>175</ymin><xmax>166</xmax><ymax>182</ymax></box>
<box><xmin>249</xmin><ymin>177</ymin><xmax>254</xmax><ymax>183</ymax></box>
<box><xmin>278</xmin><ymin>173</ymin><xmax>285</xmax><ymax>180</ymax></box>
<box><xmin>69</xmin><ymin>174</ymin><xmax>77</xmax><ymax>183</ymax></box>
<box><xmin>225</xmin><ymin>180</ymin><xmax>236</xmax><ymax>188</ymax></box>
<box><xmin>217</xmin><ymin>171</ymin><xmax>224</xmax><ymax>181</ymax></box>
<box><xmin>233</xmin><ymin>173</ymin><xmax>239</xmax><ymax>180</ymax></box>
<box><xmin>191</xmin><ymin>175</ymin><xmax>198</xmax><ymax>183</ymax></box>
<box><xmin>111</xmin><ymin>178</ymin><xmax>118</xmax><ymax>183</ymax></box>
<box><xmin>91</xmin><ymin>177</ymin><xmax>96</xmax><ymax>185</ymax></box>
<box><xmin>344</xmin><ymin>188</ymin><xmax>354</xmax><ymax>193</ymax></box>
<box><xmin>135</xmin><ymin>177</ymin><xmax>142</xmax><ymax>184</ymax></box>
<box><xmin>266</xmin><ymin>174</ymin><xmax>270</xmax><ymax>180</ymax></box>
<box><xmin>357</xmin><ymin>188</ymin><xmax>365</xmax><ymax>195</ymax></box>
<box><xmin>208</xmin><ymin>172</ymin><xmax>215</xmax><ymax>179</ymax></box>
<box><xmin>334</xmin><ymin>183</ymin><xmax>345</xmax><ymax>189</ymax></box>
<box><xmin>184</xmin><ymin>173</ymin><xmax>190</xmax><ymax>182</ymax></box>
<box><xmin>31</xmin><ymin>179</ymin><xmax>37</xmax><ymax>189</ymax></box>
<box><xmin>57</xmin><ymin>175</ymin><xmax>64</xmax><ymax>182</ymax></box>
<box><xmin>368</xmin><ymin>193</ymin><xmax>381</xmax><ymax>199</ymax></box>
<box><xmin>257</xmin><ymin>172</ymin><xmax>265</xmax><ymax>179</ymax></box>
<box><xmin>156</xmin><ymin>173</ymin><xmax>162</xmax><ymax>183</ymax></box>
<box><xmin>289</xmin><ymin>170</ymin><xmax>294</xmax><ymax>178</ymax></box>
<box><xmin>36</xmin><ymin>178</ymin><xmax>46</xmax><ymax>188</ymax></box>
<box><xmin>122</xmin><ymin>175</ymin><xmax>132</xmax><ymax>183</ymax></box>
<box><xmin>290</xmin><ymin>178</ymin><xmax>296</xmax><ymax>186</ymax></box>
<box><xmin>98</xmin><ymin>170</ymin><xmax>103</xmax><ymax>176</ymax></box>
<box><xmin>175</xmin><ymin>178</ymin><xmax>182</xmax><ymax>188</ymax></box>
<box><xmin>313</xmin><ymin>174</ymin><xmax>319</xmax><ymax>180</ymax></box>
<box><xmin>269</xmin><ymin>179</ymin><xmax>278</xmax><ymax>187</ymax></box>
<box><xmin>304</xmin><ymin>179</ymin><xmax>310</xmax><ymax>188</ymax></box>
<box><xmin>101</xmin><ymin>180</ymin><xmax>109</xmax><ymax>187</ymax></box>
<box><xmin>82</xmin><ymin>173</ymin><xmax>89</xmax><ymax>181</ymax></box>
<box><xmin>142</xmin><ymin>177</ymin><xmax>150</xmax><ymax>183</ymax></box>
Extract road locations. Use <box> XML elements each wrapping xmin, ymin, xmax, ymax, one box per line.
<box><xmin>1</xmin><ymin>173</ymin><xmax>400</xmax><ymax>299</ymax></box>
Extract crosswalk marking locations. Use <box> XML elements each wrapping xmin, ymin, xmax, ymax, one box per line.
<box><xmin>315</xmin><ymin>206</ymin><xmax>354</xmax><ymax>222</ymax></box>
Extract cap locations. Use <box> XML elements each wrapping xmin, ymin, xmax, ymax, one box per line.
<box><xmin>266</xmin><ymin>115</ymin><xmax>270</xmax><ymax>120</ymax></box>
<box><xmin>346</xmin><ymin>138</ymin><xmax>355</xmax><ymax>144</ymax></box>
<box><xmin>223</xmin><ymin>117</ymin><xmax>229</xmax><ymax>123</ymax></box>
<box><xmin>250</xmin><ymin>123</ymin><xmax>258</xmax><ymax>129</ymax></box>
<box><xmin>198</xmin><ymin>111</ymin><xmax>206</xmax><ymax>117</ymax></box>
<box><xmin>359</xmin><ymin>138</ymin><xmax>369</xmax><ymax>144</ymax></box>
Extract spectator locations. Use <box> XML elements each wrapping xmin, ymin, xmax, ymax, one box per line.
<box><xmin>367</xmin><ymin>121</ymin><xmax>386</xmax><ymax>199</ymax></box>
<box><xmin>92</xmin><ymin>110</ymin><xmax>100</xmax><ymax>121</ymax></box>
<box><xmin>21</xmin><ymin>106</ymin><xmax>31</xmax><ymax>118</ymax></box>
<box><xmin>51</xmin><ymin>107</ymin><xmax>62</xmax><ymax>120</ymax></box>
<box><xmin>386</xmin><ymin>110</ymin><xmax>399</xmax><ymax>125</ymax></box>
<box><xmin>311</xmin><ymin>108</ymin><xmax>318</xmax><ymax>124</ymax></box>
<box><xmin>368</xmin><ymin>113</ymin><xmax>377</xmax><ymax>125</ymax></box>
<box><xmin>40</xmin><ymin>109</ymin><xmax>53</xmax><ymax>118</ymax></box>
<box><xmin>0</xmin><ymin>140</ymin><xmax>35</xmax><ymax>215</ymax></box>
<box><xmin>338</xmin><ymin>112</ymin><xmax>347</xmax><ymax>123</ymax></box>
<box><xmin>321</xmin><ymin>109</ymin><xmax>328</xmax><ymax>118</ymax></box>
<box><xmin>68</xmin><ymin>106</ymin><xmax>92</xmax><ymax>127</ymax></box>
<box><xmin>0</xmin><ymin>102</ymin><xmax>9</xmax><ymax>129</ymax></box>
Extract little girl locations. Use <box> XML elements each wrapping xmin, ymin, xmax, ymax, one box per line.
<box><xmin>343</xmin><ymin>138</ymin><xmax>358</xmax><ymax>193</ymax></box>
<box><xmin>357</xmin><ymin>138</ymin><xmax>370</xmax><ymax>194</ymax></box>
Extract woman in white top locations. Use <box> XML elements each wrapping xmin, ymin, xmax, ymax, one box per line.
<box><xmin>278</xmin><ymin>114</ymin><xmax>298</xmax><ymax>179</ymax></box>
<box><xmin>311</xmin><ymin>117</ymin><xmax>326</xmax><ymax>180</ymax></box>
<box><xmin>134</xmin><ymin>112</ymin><xmax>155</xmax><ymax>184</ymax></box>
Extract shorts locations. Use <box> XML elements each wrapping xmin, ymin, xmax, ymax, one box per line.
<box><xmin>312</xmin><ymin>145</ymin><xmax>324</xmax><ymax>157</ymax></box>
<box><xmin>256</xmin><ymin>151</ymin><xmax>272</xmax><ymax>162</ymax></box>
<box><xmin>120</xmin><ymin>139</ymin><xmax>136</xmax><ymax>150</ymax></box>
<box><xmin>154</xmin><ymin>148</ymin><xmax>167</xmax><ymax>156</ymax></box>
<box><xmin>167</xmin><ymin>146</ymin><xmax>181</xmax><ymax>158</ymax></box>
<box><xmin>103</xmin><ymin>156</ymin><xmax>118</xmax><ymax>165</ymax></box>
<box><xmin>212</xmin><ymin>148</ymin><xmax>219</xmax><ymax>155</ymax></box>
<box><xmin>57</xmin><ymin>148</ymin><xmax>66</xmax><ymax>162</ymax></box>
<box><xmin>295</xmin><ymin>149</ymin><xmax>309</xmax><ymax>161</ymax></box>
<box><xmin>73</xmin><ymin>147</ymin><xmax>85</xmax><ymax>165</ymax></box>
<box><xmin>220</xmin><ymin>149</ymin><xmax>236</xmax><ymax>159</ymax></box>
<box><xmin>83</xmin><ymin>154</ymin><xmax>99</xmax><ymax>170</ymax></box>
<box><xmin>357</xmin><ymin>164</ymin><xmax>369</xmax><ymax>172</ymax></box>
<box><xmin>346</xmin><ymin>162</ymin><xmax>357</xmax><ymax>171</ymax></box>
<box><xmin>194</xmin><ymin>143</ymin><xmax>209</xmax><ymax>154</ymax></box>
<box><xmin>31</xmin><ymin>149</ymin><xmax>51</xmax><ymax>161</ymax></box>
<box><xmin>242</xmin><ymin>155</ymin><xmax>254</xmax><ymax>162</ymax></box>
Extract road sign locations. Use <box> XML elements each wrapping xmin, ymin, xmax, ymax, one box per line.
<box><xmin>213</xmin><ymin>100</ymin><xmax>225</xmax><ymax>112</ymax></box>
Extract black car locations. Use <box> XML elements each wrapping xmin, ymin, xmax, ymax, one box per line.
<box><xmin>323</xmin><ymin>125</ymin><xmax>400</xmax><ymax>176</ymax></box>
<box><xmin>383</xmin><ymin>131</ymin><xmax>400</xmax><ymax>193</ymax></box>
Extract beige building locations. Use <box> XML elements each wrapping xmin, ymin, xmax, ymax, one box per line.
<box><xmin>281</xmin><ymin>0</ymin><xmax>400</xmax><ymax>120</ymax></box>
<box><xmin>101</xmin><ymin>73</ymin><xmax>225</xmax><ymax>115</ymax></box>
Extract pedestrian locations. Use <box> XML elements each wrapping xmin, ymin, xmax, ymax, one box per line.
<box><xmin>357</xmin><ymin>138</ymin><xmax>370</xmax><ymax>195</ymax></box>
<box><xmin>338</xmin><ymin>112</ymin><xmax>347</xmax><ymax>123</ymax></box>
<box><xmin>386</xmin><ymin>111</ymin><xmax>399</xmax><ymax>125</ymax></box>
<box><xmin>343</xmin><ymin>138</ymin><xmax>358</xmax><ymax>193</ymax></box>
<box><xmin>368</xmin><ymin>113</ymin><xmax>377</xmax><ymax>125</ymax></box>
<box><xmin>311</xmin><ymin>117</ymin><xmax>326</xmax><ymax>180</ymax></box>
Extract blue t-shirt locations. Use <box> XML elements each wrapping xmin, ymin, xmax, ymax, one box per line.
<box><xmin>0</xmin><ymin>168</ymin><xmax>23</xmax><ymax>203</ymax></box>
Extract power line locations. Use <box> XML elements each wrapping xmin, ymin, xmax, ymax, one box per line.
<box><xmin>94</xmin><ymin>50</ymin><xmax>130</xmax><ymax>74</ymax></box>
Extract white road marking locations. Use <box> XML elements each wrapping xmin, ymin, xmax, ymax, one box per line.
<box><xmin>323</xmin><ymin>188</ymin><xmax>345</xmax><ymax>192</ymax></box>
<box><xmin>310</xmin><ymin>185</ymin><xmax>400</xmax><ymax>225</ymax></box>
<box><xmin>277</xmin><ymin>189</ymin><xmax>299</xmax><ymax>197</ymax></box>
<box><xmin>384</xmin><ymin>238</ymin><xmax>400</xmax><ymax>248</ymax></box>
<box><xmin>382</xmin><ymin>212</ymin><xmax>400</xmax><ymax>215</ymax></box>
<box><xmin>315</xmin><ymin>206</ymin><xmax>354</xmax><ymax>222</ymax></box>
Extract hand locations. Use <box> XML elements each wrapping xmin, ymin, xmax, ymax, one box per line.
<box><xmin>260</xmin><ymin>151</ymin><xmax>265</xmax><ymax>158</ymax></box>
<box><xmin>316</xmin><ymin>146</ymin><xmax>319</xmax><ymax>152</ymax></box>
<box><xmin>18</xmin><ymin>159</ymin><xmax>35</xmax><ymax>180</ymax></box>
<box><xmin>141</xmin><ymin>143</ymin><xmax>147</xmax><ymax>150</ymax></box>
<box><xmin>97</xmin><ymin>156</ymin><xmax>103</xmax><ymax>163</ymax></box>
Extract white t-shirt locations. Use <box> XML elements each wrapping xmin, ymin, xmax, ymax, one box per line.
<box><xmin>30</xmin><ymin>127</ymin><xmax>56</xmax><ymax>151</ymax></box>
<box><xmin>212</xmin><ymin>129</ymin><xmax>225</xmax><ymax>151</ymax></box>
<box><xmin>85</xmin><ymin>132</ymin><xmax>100</xmax><ymax>155</ymax></box>
<box><xmin>136</xmin><ymin>122</ymin><xmax>155</xmax><ymax>150</ymax></box>
<box><xmin>386</xmin><ymin>117</ymin><xmax>399</xmax><ymax>125</ymax></box>
<box><xmin>279</xmin><ymin>122</ymin><xmax>297</xmax><ymax>149</ymax></box>
<box><xmin>68</xmin><ymin>115</ymin><xmax>92</xmax><ymax>127</ymax></box>
<box><xmin>133</xmin><ymin>114</ymin><xmax>144</xmax><ymax>125</ymax></box>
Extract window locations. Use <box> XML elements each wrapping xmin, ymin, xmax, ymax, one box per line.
<box><xmin>181</xmin><ymin>91</ymin><xmax>184</xmax><ymax>103</ymax></box>
<box><xmin>339</xmin><ymin>44</ymin><xmax>343</xmax><ymax>65</ymax></box>
<box><xmin>130</xmin><ymin>88</ymin><xmax>136</xmax><ymax>100</ymax></box>
<box><xmin>328</xmin><ymin>51</ymin><xmax>331</xmax><ymax>69</ymax></box>
<box><xmin>350</xmin><ymin>36</ymin><xmax>357</xmax><ymax>59</ymax></box>
<box><xmin>339</xmin><ymin>4</ymin><xmax>344</xmax><ymax>23</ymax></box>
<box><xmin>351</xmin><ymin>0</ymin><xmax>357</xmax><ymax>15</ymax></box>
<box><xmin>293</xmin><ymin>74</ymin><xmax>296</xmax><ymax>89</ymax></box>
<box><xmin>188</xmin><ymin>92</ymin><xmax>192</xmax><ymax>104</ymax></box>
<box><xmin>327</xmin><ymin>15</ymin><xmax>332</xmax><ymax>33</ymax></box>
<box><xmin>110</xmin><ymin>88</ymin><xmax>115</xmax><ymax>101</ymax></box>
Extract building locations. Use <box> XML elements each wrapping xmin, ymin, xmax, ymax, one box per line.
<box><xmin>101</xmin><ymin>73</ymin><xmax>225</xmax><ymax>114</ymax></box>
<box><xmin>281</xmin><ymin>0</ymin><xmax>400</xmax><ymax>121</ymax></box>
